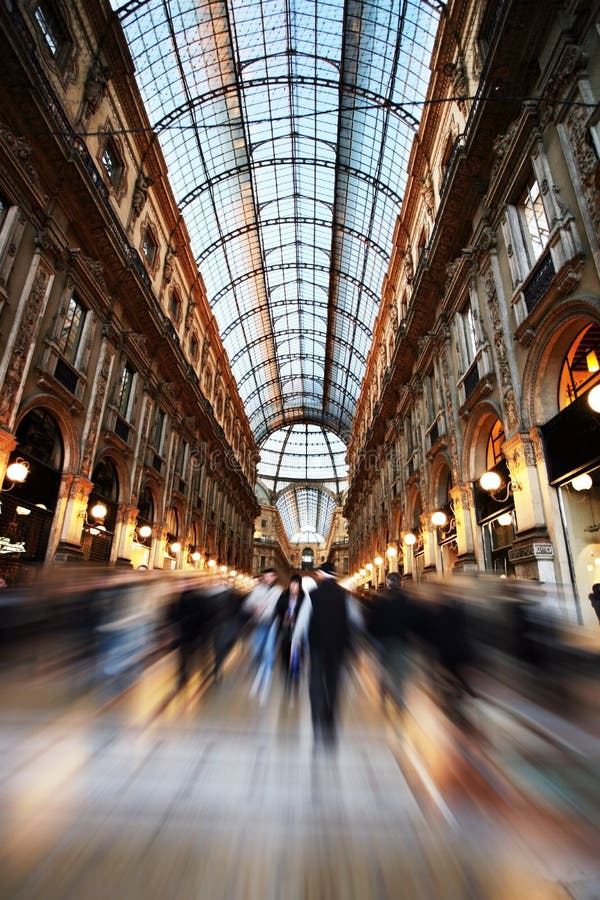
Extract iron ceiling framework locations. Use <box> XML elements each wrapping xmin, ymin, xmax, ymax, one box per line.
<box><xmin>113</xmin><ymin>0</ymin><xmax>442</xmax><ymax>538</ymax></box>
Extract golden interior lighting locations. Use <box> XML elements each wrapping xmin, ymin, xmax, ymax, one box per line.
<box><xmin>404</xmin><ymin>532</ymin><xmax>417</xmax><ymax>546</ymax></box>
<box><xmin>586</xmin><ymin>349</ymin><xmax>599</xmax><ymax>373</ymax></box>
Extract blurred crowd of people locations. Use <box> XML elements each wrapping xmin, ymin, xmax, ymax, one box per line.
<box><xmin>0</xmin><ymin>561</ymin><xmax>597</xmax><ymax>740</ymax></box>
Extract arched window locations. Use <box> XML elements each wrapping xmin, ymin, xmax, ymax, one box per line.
<box><xmin>15</xmin><ymin>408</ymin><xmax>63</xmax><ymax>471</ymax></box>
<box><xmin>558</xmin><ymin>322</ymin><xmax>600</xmax><ymax>409</ymax></box>
<box><xmin>486</xmin><ymin>419</ymin><xmax>506</xmax><ymax>469</ymax></box>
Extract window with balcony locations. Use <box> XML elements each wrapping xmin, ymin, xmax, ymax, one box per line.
<box><xmin>151</xmin><ymin>410</ymin><xmax>165</xmax><ymax>452</ymax></box>
<box><xmin>518</xmin><ymin>175</ymin><xmax>550</xmax><ymax>268</ymax></box>
<box><xmin>57</xmin><ymin>293</ymin><xmax>86</xmax><ymax>365</ymax></box>
<box><xmin>116</xmin><ymin>363</ymin><xmax>134</xmax><ymax>419</ymax></box>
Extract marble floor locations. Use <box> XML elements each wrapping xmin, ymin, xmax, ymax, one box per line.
<box><xmin>0</xmin><ymin>648</ymin><xmax>598</xmax><ymax>899</ymax></box>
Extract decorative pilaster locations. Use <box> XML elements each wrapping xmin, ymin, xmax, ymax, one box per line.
<box><xmin>0</xmin><ymin>253</ymin><xmax>54</xmax><ymax>430</ymax></box>
<box><xmin>80</xmin><ymin>335</ymin><xmax>115</xmax><ymax>478</ymax></box>
<box><xmin>54</xmin><ymin>474</ymin><xmax>94</xmax><ymax>561</ymax></box>
<box><xmin>114</xmin><ymin>503</ymin><xmax>138</xmax><ymax>566</ymax></box>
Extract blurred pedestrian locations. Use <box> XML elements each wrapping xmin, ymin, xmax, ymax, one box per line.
<box><xmin>589</xmin><ymin>583</ymin><xmax>600</xmax><ymax>626</ymax></box>
<box><xmin>273</xmin><ymin>573</ymin><xmax>306</xmax><ymax>694</ymax></box>
<box><xmin>292</xmin><ymin>562</ymin><xmax>359</xmax><ymax>747</ymax></box>
<box><xmin>368</xmin><ymin>571</ymin><xmax>412</xmax><ymax>710</ymax></box>
<box><xmin>243</xmin><ymin>568</ymin><xmax>282</xmax><ymax>668</ymax></box>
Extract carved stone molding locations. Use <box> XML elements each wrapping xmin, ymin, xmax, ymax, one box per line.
<box><xmin>0</xmin><ymin>263</ymin><xmax>51</xmax><ymax>427</ymax></box>
<box><xmin>82</xmin><ymin>57</ymin><xmax>111</xmax><ymax>121</ymax></box>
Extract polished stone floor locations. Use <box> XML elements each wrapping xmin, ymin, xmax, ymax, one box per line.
<box><xmin>0</xmin><ymin>647</ymin><xmax>598</xmax><ymax>899</ymax></box>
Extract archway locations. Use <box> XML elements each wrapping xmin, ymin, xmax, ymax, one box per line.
<box><xmin>0</xmin><ymin>408</ymin><xmax>64</xmax><ymax>583</ymax></box>
<box><xmin>84</xmin><ymin>458</ymin><xmax>119</xmax><ymax>564</ymax></box>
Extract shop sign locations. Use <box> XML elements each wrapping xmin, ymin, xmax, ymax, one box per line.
<box><xmin>0</xmin><ymin>536</ymin><xmax>26</xmax><ymax>554</ymax></box>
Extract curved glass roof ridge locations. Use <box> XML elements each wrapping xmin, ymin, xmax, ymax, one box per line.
<box><xmin>113</xmin><ymin>0</ymin><xmax>442</xmax><ymax>444</ymax></box>
<box><xmin>257</xmin><ymin>424</ymin><xmax>347</xmax><ymax>540</ymax></box>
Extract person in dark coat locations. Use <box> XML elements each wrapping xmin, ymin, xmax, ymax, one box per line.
<box><xmin>589</xmin><ymin>583</ymin><xmax>600</xmax><ymax>626</ymax></box>
<box><xmin>368</xmin><ymin>572</ymin><xmax>413</xmax><ymax>709</ymax></box>
<box><xmin>272</xmin><ymin>573</ymin><xmax>306</xmax><ymax>690</ymax></box>
<box><xmin>291</xmin><ymin>561</ymin><xmax>355</xmax><ymax>747</ymax></box>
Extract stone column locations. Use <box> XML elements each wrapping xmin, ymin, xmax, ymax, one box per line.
<box><xmin>114</xmin><ymin>503</ymin><xmax>137</xmax><ymax>566</ymax></box>
<box><xmin>421</xmin><ymin>513</ymin><xmax>438</xmax><ymax>577</ymax></box>
<box><xmin>504</xmin><ymin>432</ymin><xmax>555</xmax><ymax>581</ymax></box>
<box><xmin>450</xmin><ymin>483</ymin><xmax>479</xmax><ymax>572</ymax></box>
<box><xmin>152</xmin><ymin>524</ymin><xmax>168</xmax><ymax>570</ymax></box>
<box><xmin>0</xmin><ymin>428</ymin><xmax>17</xmax><ymax>485</ymax></box>
<box><xmin>54</xmin><ymin>475</ymin><xmax>94</xmax><ymax>562</ymax></box>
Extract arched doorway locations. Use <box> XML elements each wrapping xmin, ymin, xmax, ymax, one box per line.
<box><xmin>543</xmin><ymin>322</ymin><xmax>600</xmax><ymax>623</ymax></box>
<box><xmin>83</xmin><ymin>458</ymin><xmax>119</xmax><ymax>564</ymax></box>
<box><xmin>474</xmin><ymin>418</ymin><xmax>516</xmax><ymax>578</ymax></box>
<box><xmin>0</xmin><ymin>409</ymin><xmax>63</xmax><ymax>584</ymax></box>
<box><xmin>301</xmin><ymin>547</ymin><xmax>314</xmax><ymax>570</ymax></box>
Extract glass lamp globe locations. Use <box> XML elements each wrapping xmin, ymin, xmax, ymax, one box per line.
<box><xmin>90</xmin><ymin>502</ymin><xmax>108</xmax><ymax>520</ymax></box>
<box><xmin>571</xmin><ymin>473</ymin><xmax>592</xmax><ymax>492</ymax></box>
<box><xmin>431</xmin><ymin>510</ymin><xmax>448</xmax><ymax>527</ymax></box>
<box><xmin>479</xmin><ymin>471</ymin><xmax>502</xmax><ymax>492</ymax></box>
<box><xmin>6</xmin><ymin>459</ymin><xmax>29</xmax><ymax>483</ymax></box>
<box><xmin>588</xmin><ymin>384</ymin><xmax>600</xmax><ymax>413</ymax></box>
<box><xmin>404</xmin><ymin>532</ymin><xmax>417</xmax><ymax>546</ymax></box>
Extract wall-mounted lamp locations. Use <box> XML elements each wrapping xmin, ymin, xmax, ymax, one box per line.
<box><xmin>479</xmin><ymin>471</ymin><xmax>520</xmax><ymax>502</ymax></box>
<box><xmin>133</xmin><ymin>522</ymin><xmax>152</xmax><ymax>543</ymax></box>
<box><xmin>191</xmin><ymin>550</ymin><xmax>201</xmax><ymax>562</ymax></box>
<box><xmin>403</xmin><ymin>531</ymin><xmax>417</xmax><ymax>546</ymax></box>
<box><xmin>431</xmin><ymin>510</ymin><xmax>448</xmax><ymax>527</ymax></box>
<box><xmin>81</xmin><ymin>501</ymin><xmax>107</xmax><ymax>534</ymax></box>
<box><xmin>373</xmin><ymin>555</ymin><xmax>383</xmax><ymax>567</ymax></box>
<box><xmin>170</xmin><ymin>541</ymin><xmax>182</xmax><ymax>554</ymax></box>
<box><xmin>497</xmin><ymin>511</ymin><xmax>513</xmax><ymax>527</ymax></box>
<box><xmin>4</xmin><ymin>458</ymin><xmax>30</xmax><ymax>487</ymax></box>
<box><xmin>587</xmin><ymin>384</ymin><xmax>600</xmax><ymax>413</ymax></box>
<box><xmin>385</xmin><ymin>544</ymin><xmax>397</xmax><ymax>558</ymax></box>
<box><xmin>207</xmin><ymin>558</ymin><xmax>217</xmax><ymax>568</ymax></box>
<box><xmin>571</xmin><ymin>473</ymin><xmax>593</xmax><ymax>492</ymax></box>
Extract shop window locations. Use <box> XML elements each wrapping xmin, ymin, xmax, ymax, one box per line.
<box><xmin>57</xmin><ymin>293</ymin><xmax>86</xmax><ymax>365</ymax></box>
<box><xmin>518</xmin><ymin>175</ymin><xmax>550</xmax><ymax>269</ymax></box>
<box><xmin>141</xmin><ymin>226</ymin><xmax>158</xmax><ymax>269</ymax></box>
<box><xmin>558</xmin><ymin>323</ymin><xmax>600</xmax><ymax>409</ymax></box>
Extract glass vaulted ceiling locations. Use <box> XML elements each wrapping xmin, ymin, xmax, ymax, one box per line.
<box><xmin>114</xmin><ymin>0</ymin><xmax>442</xmax><ymax>538</ymax></box>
